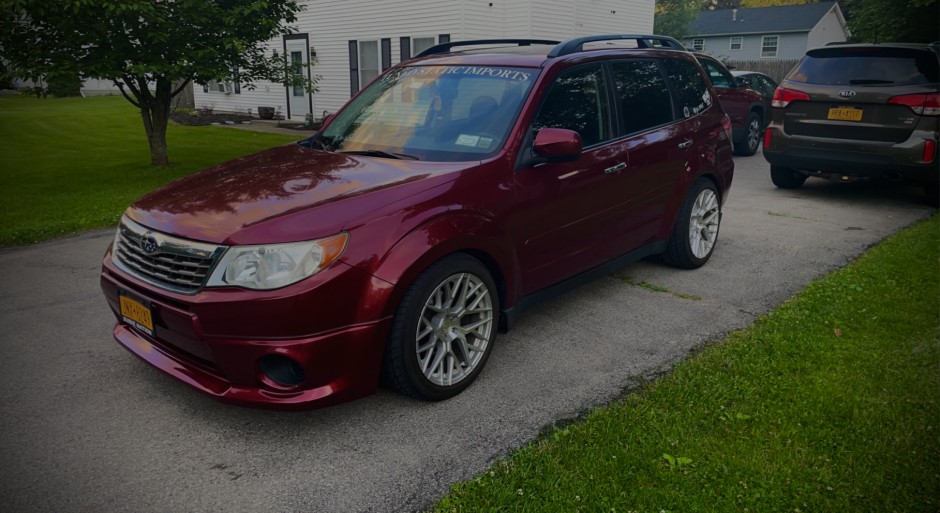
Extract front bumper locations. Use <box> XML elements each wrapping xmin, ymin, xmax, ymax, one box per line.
<box><xmin>100</xmin><ymin>250</ymin><xmax>394</xmax><ymax>410</ymax></box>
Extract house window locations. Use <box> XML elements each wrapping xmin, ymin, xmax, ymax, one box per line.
<box><xmin>359</xmin><ymin>40</ymin><xmax>380</xmax><ymax>86</ymax></box>
<box><xmin>206</xmin><ymin>80</ymin><xmax>236</xmax><ymax>94</ymax></box>
<box><xmin>692</xmin><ymin>38</ymin><xmax>705</xmax><ymax>51</ymax></box>
<box><xmin>761</xmin><ymin>35</ymin><xmax>779</xmax><ymax>58</ymax></box>
<box><xmin>412</xmin><ymin>37</ymin><xmax>436</xmax><ymax>55</ymax></box>
<box><xmin>730</xmin><ymin>37</ymin><xmax>743</xmax><ymax>51</ymax></box>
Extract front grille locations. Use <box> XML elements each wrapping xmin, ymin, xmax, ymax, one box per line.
<box><xmin>113</xmin><ymin>217</ymin><xmax>226</xmax><ymax>294</ymax></box>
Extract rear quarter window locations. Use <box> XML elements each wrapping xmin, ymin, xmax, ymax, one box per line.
<box><xmin>787</xmin><ymin>47</ymin><xmax>940</xmax><ymax>86</ymax></box>
<box><xmin>663</xmin><ymin>58</ymin><xmax>712</xmax><ymax>119</ymax></box>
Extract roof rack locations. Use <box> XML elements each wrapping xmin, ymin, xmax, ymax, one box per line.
<box><xmin>416</xmin><ymin>39</ymin><xmax>561</xmax><ymax>57</ymax></box>
<box><xmin>547</xmin><ymin>34</ymin><xmax>687</xmax><ymax>57</ymax></box>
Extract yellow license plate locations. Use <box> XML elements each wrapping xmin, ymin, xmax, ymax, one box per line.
<box><xmin>119</xmin><ymin>291</ymin><xmax>154</xmax><ymax>336</ymax></box>
<box><xmin>828</xmin><ymin>106</ymin><xmax>863</xmax><ymax>121</ymax></box>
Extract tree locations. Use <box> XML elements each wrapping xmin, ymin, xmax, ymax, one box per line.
<box><xmin>0</xmin><ymin>0</ymin><xmax>316</xmax><ymax>166</ymax></box>
<box><xmin>654</xmin><ymin>0</ymin><xmax>702</xmax><ymax>39</ymax></box>
<box><xmin>843</xmin><ymin>0</ymin><xmax>939</xmax><ymax>43</ymax></box>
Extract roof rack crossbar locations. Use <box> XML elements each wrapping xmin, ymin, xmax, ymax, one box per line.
<box><xmin>547</xmin><ymin>34</ymin><xmax>687</xmax><ymax>57</ymax></box>
<box><xmin>416</xmin><ymin>39</ymin><xmax>561</xmax><ymax>57</ymax></box>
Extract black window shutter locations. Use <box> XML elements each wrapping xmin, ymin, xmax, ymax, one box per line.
<box><xmin>202</xmin><ymin>83</ymin><xmax>208</xmax><ymax>93</ymax></box>
<box><xmin>438</xmin><ymin>34</ymin><xmax>450</xmax><ymax>44</ymax></box>
<box><xmin>400</xmin><ymin>37</ymin><xmax>411</xmax><ymax>61</ymax></box>
<box><xmin>381</xmin><ymin>38</ymin><xmax>392</xmax><ymax>71</ymax></box>
<box><xmin>233</xmin><ymin>68</ymin><xmax>241</xmax><ymax>94</ymax></box>
<box><xmin>348</xmin><ymin>40</ymin><xmax>359</xmax><ymax>96</ymax></box>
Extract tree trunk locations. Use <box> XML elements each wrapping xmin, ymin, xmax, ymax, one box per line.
<box><xmin>140</xmin><ymin>78</ymin><xmax>173</xmax><ymax>166</ymax></box>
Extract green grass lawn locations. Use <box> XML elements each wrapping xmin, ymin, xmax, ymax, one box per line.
<box><xmin>0</xmin><ymin>95</ymin><xmax>300</xmax><ymax>246</ymax></box>
<box><xmin>436</xmin><ymin>215</ymin><xmax>940</xmax><ymax>512</ymax></box>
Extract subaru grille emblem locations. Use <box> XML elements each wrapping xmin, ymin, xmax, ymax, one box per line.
<box><xmin>140</xmin><ymin>233</ymin><xmax>159</xmax><ymax>255</ymax></box>
<box><xmin>839</xmin><ymin>90</ymin><xmax>856</xmax><ymax>98</ymax></box>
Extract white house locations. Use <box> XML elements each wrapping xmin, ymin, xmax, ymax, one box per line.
<box><xmin>193</xmin><ymin>0</ymin><xmax>655</xmax><ymax>121</ymax></box>
<box><xmin>684</xmin><ymin>2</ymin><xmax>849</xmax><ymax>61</ymax></box>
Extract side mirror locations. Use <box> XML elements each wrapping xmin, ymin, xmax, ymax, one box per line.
<box><xmin>532</xmin><ymin>128</ymin><xmax>582</xmax><ymax>162</ymax></box>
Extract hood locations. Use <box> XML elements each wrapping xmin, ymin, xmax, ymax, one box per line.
<box><xmin>127</xmin><ymin>144</ymin><xmax>472</xmax><ymax>244</ymax></box>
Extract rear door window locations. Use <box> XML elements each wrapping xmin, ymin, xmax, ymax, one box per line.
<box><xmin>787</xmin><ymin>47</ymin><xmax>940</xmax><ymax>86</ymax></box>
<box><xmin>610</xmin><ymin>59</ymin><xmax>674</xmax><ymax>135</ymax></box>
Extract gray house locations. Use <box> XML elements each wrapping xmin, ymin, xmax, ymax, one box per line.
<box><xmin>684</xmin><ymin>2</ymin><xmax>849</xmax><ymax>61</ymax></box>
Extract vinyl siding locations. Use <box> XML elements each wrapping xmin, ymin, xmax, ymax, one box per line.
<box><xmin>807</xmin><ymin>8</ymin><xmax>849</xmax><ymax>49</ymax></box>
<box><xmin>194</xmin><ymin>0</ymin><xmax>654</xmax><ymax>119</ymax></box>
<box><xmin>691</xmin><ymin>32</ymin><xmax>808</xmax><ymax>61</ymax></box>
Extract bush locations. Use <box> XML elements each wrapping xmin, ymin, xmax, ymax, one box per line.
<box><xmin>45</xmin><ymin>71</ymin><xmax>81</xmax><ymax>97</ymax></box>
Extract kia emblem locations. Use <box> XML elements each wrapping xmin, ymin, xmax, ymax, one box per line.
<box><xmin>140</xmin><ymin>233</ymin><xmax>159</xmax><ymax>255</ymax></box>
<box><xmin>839</xmin><ymin>90</ymin><xmax>856</xmax><ymax>98</ymax></box>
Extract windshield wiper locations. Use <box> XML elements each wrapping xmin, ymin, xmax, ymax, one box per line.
<box><xmin>848</xmin><ymin>79</ymin><xmax>895</xmax><ymax>85</ymax></box>
<box><xmin>339</xmin><ymin>149</ymin><xmax>419</xmax><ymax>160</ymax></box>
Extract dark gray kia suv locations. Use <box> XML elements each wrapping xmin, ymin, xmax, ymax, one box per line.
<box><xmin>763</xmin><ymin>44</ymin><xmax>939</xmax><ymax>204</ymax></box>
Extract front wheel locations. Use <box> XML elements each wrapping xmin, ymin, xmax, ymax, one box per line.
<box><xmin>382</xmin><ymin>254</ymin><xmax>499</xmax><ymax>401</ymax></box>
<box><xmin>734</xmin><ymin>112</ymin><xmax>762</xmax><ymax>156</ymax></box>
<box><xmin>663</xmin><ymin>178</ymin><xmax>721</xmax><ymax>269</ymax></box>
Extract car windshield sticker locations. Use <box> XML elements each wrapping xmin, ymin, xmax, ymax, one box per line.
<box><xmin>400</xmin><ymin>66</ymin><xmax>534</xmax><ymax>82</ymax></box>
<box><xmin>455</xmin><ymin>134</ymin><xmax>481</xmax><ymax>147</ymax></box>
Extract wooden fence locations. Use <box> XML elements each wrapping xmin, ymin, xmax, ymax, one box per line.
<box><xmin>723</xmin><ymin>59</ymin><xmax>800</xmax><ymax>83</ymax></box>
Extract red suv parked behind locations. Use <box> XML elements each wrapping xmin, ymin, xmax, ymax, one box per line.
<box><xmin>696</xmin><ymin>53</ymin><xmax>768</xmax><ymax>156</ymax></box>
<box><xmin>100</xmin><ymin>35</ymin><xmax>735</xmax><ymax>409</ymax></box>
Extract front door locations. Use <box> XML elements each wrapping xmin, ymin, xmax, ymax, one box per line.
<box><xmin>285</xmin><ymin>37</ymin><xmax>310</xmax><ymax>120</ymax></box>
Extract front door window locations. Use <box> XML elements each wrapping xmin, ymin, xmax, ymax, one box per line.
<box><xmin>291</xmin><ymin>51</ymin><xmax>304</xmax><ymax>97</ymax></box>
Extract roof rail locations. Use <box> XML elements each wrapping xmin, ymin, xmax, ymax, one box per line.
<box><xmin>416</xmin><ymin>39</ymin><xmax>561</xmax><ymax>57</ymax></box>
<box><xmin>547</xmin><ymin>34</ymin><xmax>687</xmax><ymax>57</ymax></box>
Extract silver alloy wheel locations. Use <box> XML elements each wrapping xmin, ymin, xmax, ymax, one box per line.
<box><xmin>415</xmin><ymin>272</ymin><xmax>494</xmax><ymax>387</ymax></box>
<box><xmin>747</xmin><ymin>117</ymin><xmax>761</xmax><ymax>152</ymax></box>
<box><xmin>688</xmin><ymin>188</ymin><xmax>720</xmax><ymax>259</ymax></box>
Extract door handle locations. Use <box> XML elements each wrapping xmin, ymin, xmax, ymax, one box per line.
<box><xmin>677</xmin><ymin>139</ymin><xmax>693</xmax><ymax>149</ymax></box>
<box><xmin>604</xmin><ymin>162</ymin><xmax>627</xmax><ymax>174</ymax></box>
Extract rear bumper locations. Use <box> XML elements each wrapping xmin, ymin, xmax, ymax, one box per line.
<box><xmin>763</xmin><ymin>127</ymin><xmax>938</xmax><ymax>185</ymax></box>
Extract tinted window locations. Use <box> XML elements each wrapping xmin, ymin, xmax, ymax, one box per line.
<box><xmin>698</xmin><ymin>57</ymin><xmax>735</xmax><ymax>88</ymax></box>
<box><xmin>788</xmin><ymin>47</ymin><xmax>940</xmax><ymax>86</ymax></box>
<box><xmin>532</xmin><ymin>64</ymin><xmax>611</xmax><ymax>147</ymax></box>
<box><xmin>610</xmin><ymin>60</ymin><xmax>674</xmax><ymax>134</ymax></box>
<box><xmin>663</xmin><ymin>58</ymin><xmax>712</xmax><ymax>119</ymax></box>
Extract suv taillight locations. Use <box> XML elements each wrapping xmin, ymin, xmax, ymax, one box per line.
<box><xmin>771</xmin><ymin>88</ymin><xmax>810</xmax><ymax>108</ymax></box>
<box><xmin>888</xmin><ymin>93</ymin><xmax>940</xmax><ymax>116</ymax></box>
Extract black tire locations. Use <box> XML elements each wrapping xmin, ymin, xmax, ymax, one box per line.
<box><xmin>925</xmin><ymin>184</ymin><xmax>939</xmax><ymax>207</ymax></box>
<box><xmin>734</xmin><ymin>112</ymin><xmax>762</xmax><ymax>156</ymax></box>
<box><xmin>663</xmin><ymin>178</ymin><xmax>721</xmax><ymax>269</ymax></box>
<box><xmin>770</xmin><ymin>165</ymin><xmax>807</xmax><ymax>189</ymax></box>
<box><xmin>382</xmin><ymin>254</ymin><xmax>499</xmax><ymax>401</ymax></box>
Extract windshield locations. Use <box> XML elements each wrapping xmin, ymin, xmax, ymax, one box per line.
<box><xmin>317</xmin><ymin>65</ymin><xmax>539</xmax><ymax>161</ymax></box>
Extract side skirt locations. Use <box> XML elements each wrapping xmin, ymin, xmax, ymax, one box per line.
<box><xmin>499</xmin><ymin>240</ymin><xmax>667</xmax><ymax>332</ymax></box>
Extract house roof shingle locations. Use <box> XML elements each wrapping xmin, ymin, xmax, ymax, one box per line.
<box><xmin>688</xmin><ymin>2</ymin><xmax>837</xmax><ymax>37</ymax></box>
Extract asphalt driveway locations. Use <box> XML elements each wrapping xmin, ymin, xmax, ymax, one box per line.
<box><xmin>0</xmin><ymin>152</ymin><xmax>934</xmax><ymax>512</ymax></box>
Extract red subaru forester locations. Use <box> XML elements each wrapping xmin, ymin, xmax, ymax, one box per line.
<box><xmin>100</xmin><ymin>35</ymin><xmax>734</xmax><ymax>409</ymax></box>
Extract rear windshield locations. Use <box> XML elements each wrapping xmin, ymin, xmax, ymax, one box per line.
<box><xmin>787</xmin><ymin>47</ymin><xmax>939</xmax><ymax>86</ymax></box>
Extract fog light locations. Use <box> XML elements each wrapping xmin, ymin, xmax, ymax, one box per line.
<box><xmin>259</xmin><ymin>355</ymin><xmax>306</xmax><ymax>387</ymax></box>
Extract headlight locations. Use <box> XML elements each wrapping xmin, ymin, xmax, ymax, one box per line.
<box><xmin>206</xmin><ymin>233</ymin><xmax>348</xmax><ymax>290</ymax></box>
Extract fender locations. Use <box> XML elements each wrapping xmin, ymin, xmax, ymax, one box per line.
<box><xmin>369</xmin><ymin>212</ymin><xmax>518</xmax><ymax>319</ymax></box>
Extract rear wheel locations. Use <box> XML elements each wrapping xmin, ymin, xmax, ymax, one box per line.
<box><xmin>382</xmin><ymin>254</ymin><xmax>498</xmax><ymax>401</ymax></box>
<box><xmin>770</xmin><ymin>165</ymin><xmax>807</xmax><ymax>189</ymax></box>
<box><xmin>663</xmin><ymin>178</ymin><xmax>721</xmax><ymax>269</ymax></box>
<box><xmin>734</xmin><ymin>112</ymin><xmax>762</xmax><ymax>156</ymax></box>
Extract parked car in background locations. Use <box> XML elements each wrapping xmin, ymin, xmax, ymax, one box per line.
<box><xmin>763</xmin><ymin>43</ymin><xmax>939</xmax><ymax>204</ymax></box>
<box><xmin>695</xmin><ymin>53</ymin><xmax>768</xmax><ymax>156</ymax></box>
<box><xmin>99</xmin><ymin>35</ymin><xmax>734</xmax><ymax>410</ymax></box>
<box><xmin>732</xmin><ymin>70</ymin><xmax>777</xmax><ymax>107</ymax></box>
